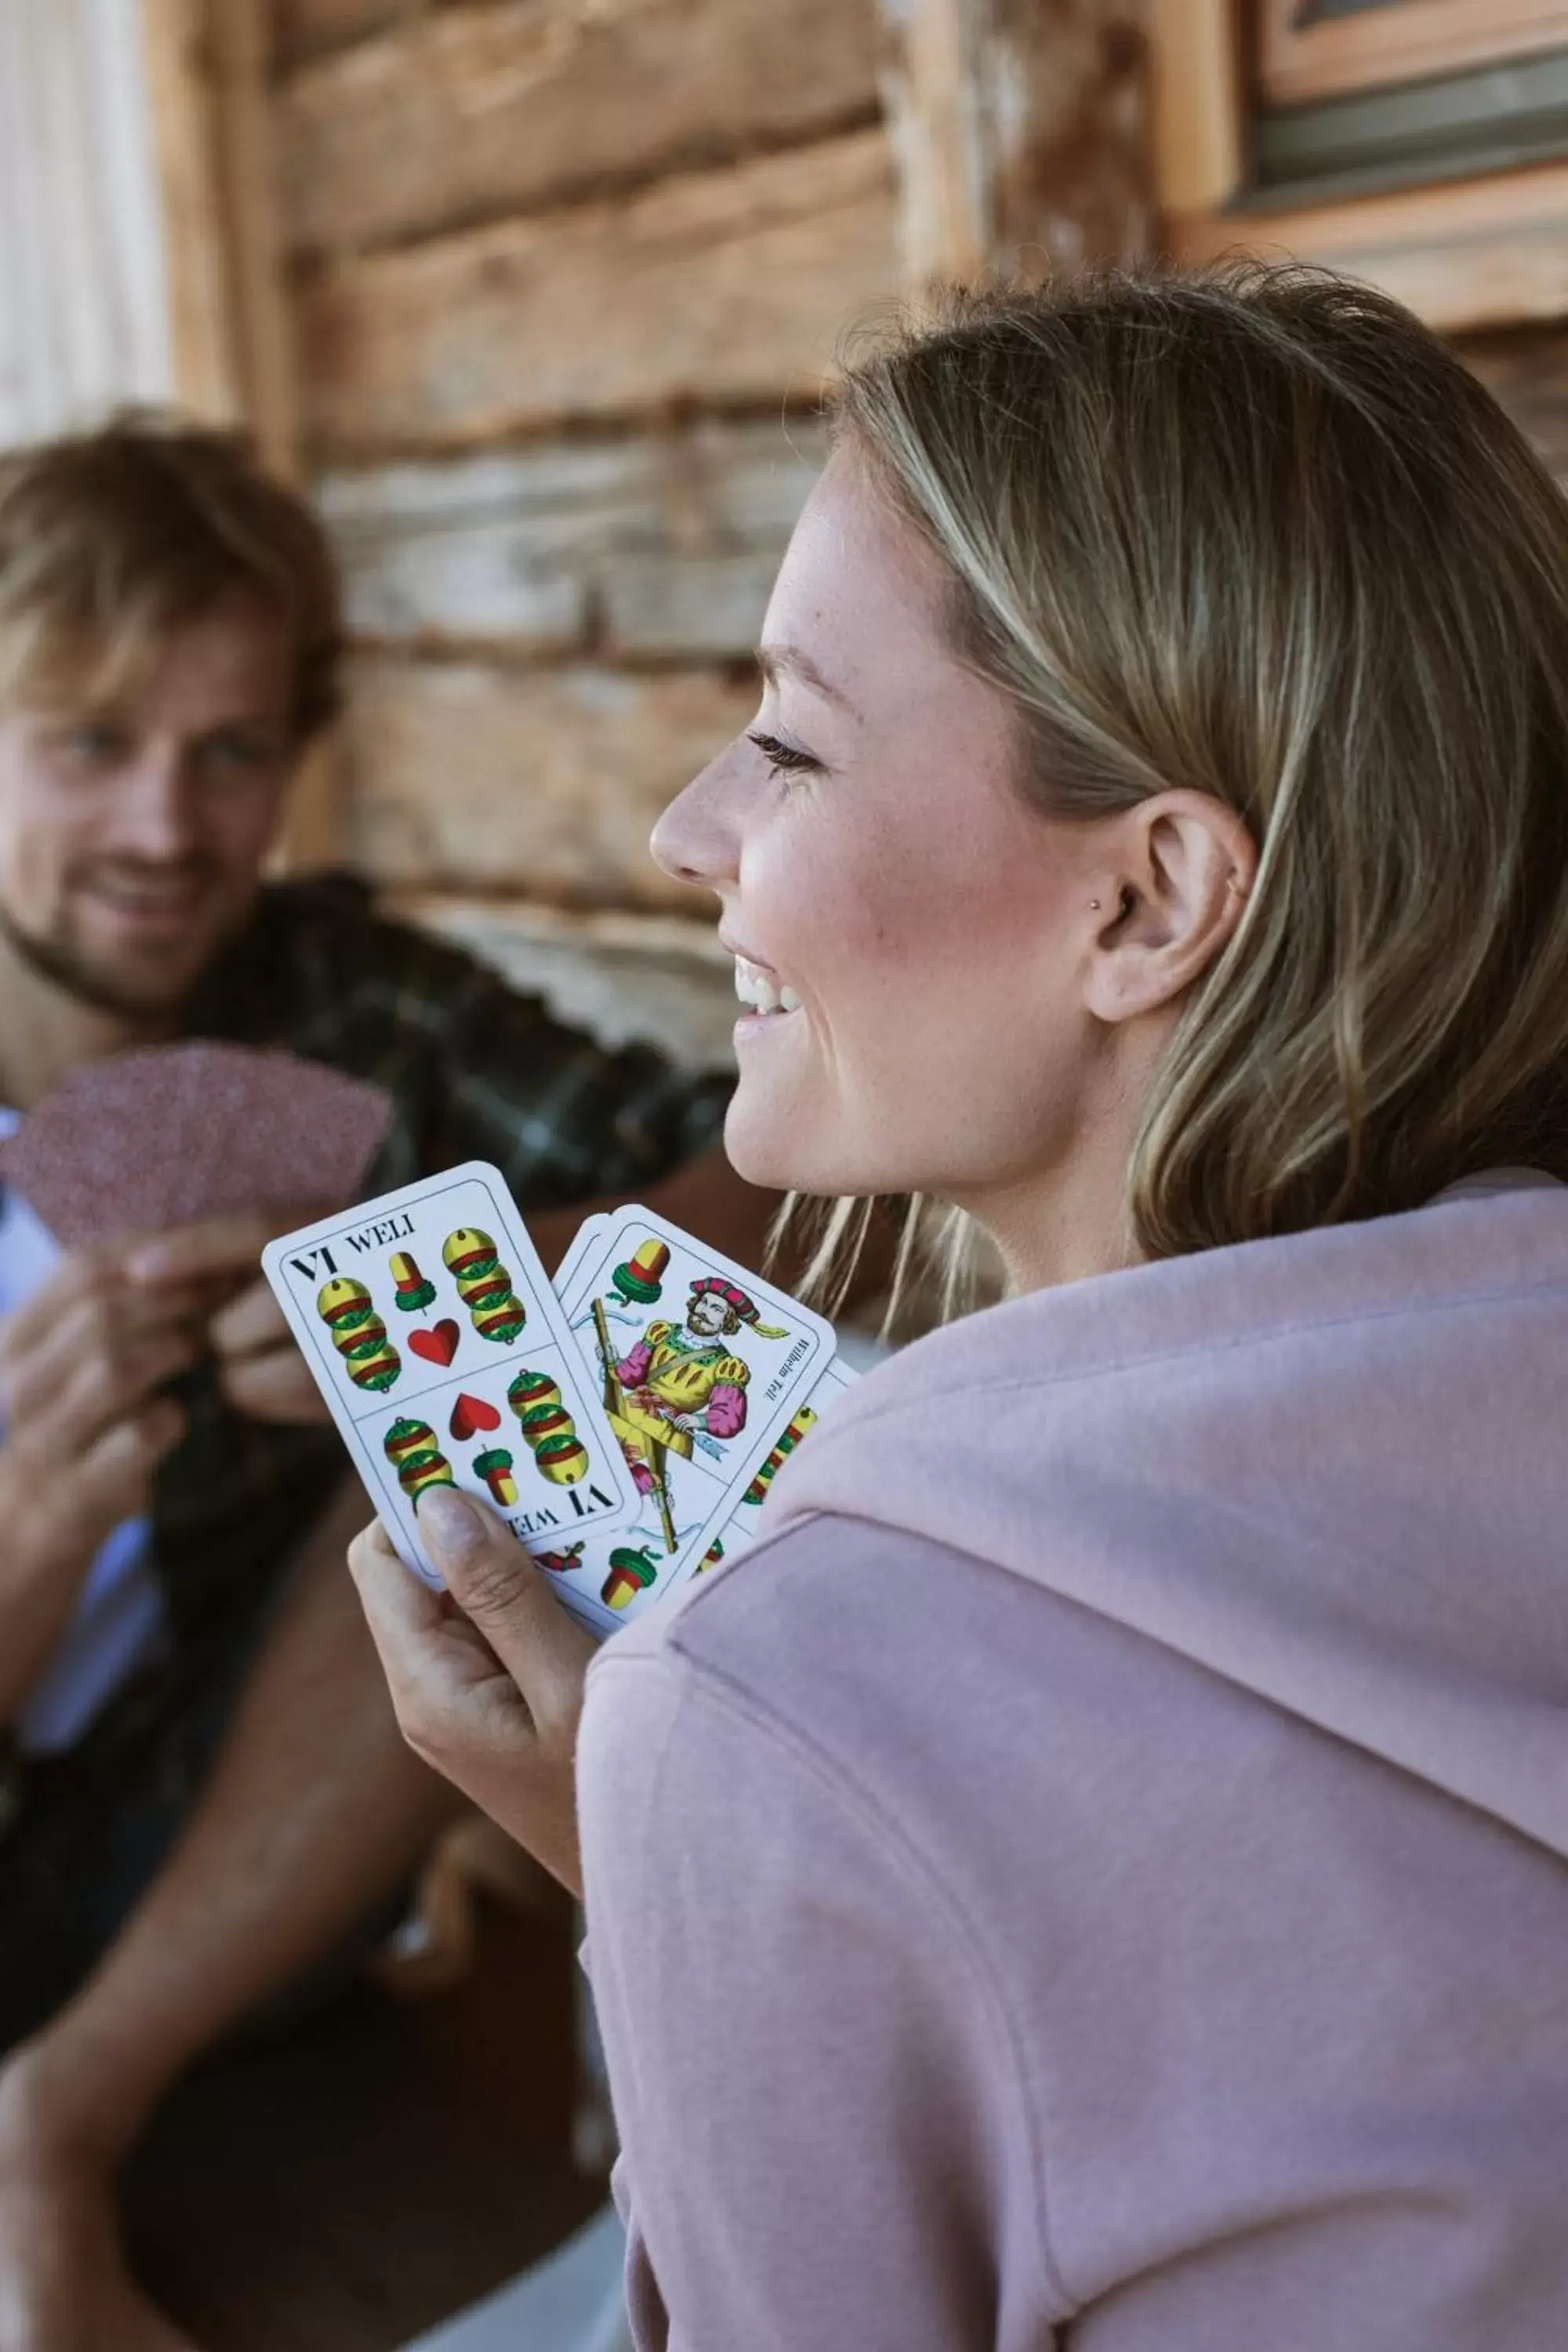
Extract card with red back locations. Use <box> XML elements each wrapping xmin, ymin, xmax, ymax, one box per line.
<box><xmin>0</xmin><ymin>1043</ymin><xmax>395</xmax><ymax>1245</ymax></box>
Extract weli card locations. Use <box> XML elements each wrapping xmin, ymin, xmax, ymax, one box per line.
<box><xmin>262</xmin><ymin>1163</ymin><xmax>638</xmax><ymax>1607</ymax></box>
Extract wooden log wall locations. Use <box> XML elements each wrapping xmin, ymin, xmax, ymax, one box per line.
<box><xmin>272</xmin><ymin>0</ymin><xmax>896</xmax><ymax>1063</ymax></box>
<box><xmin>879</xmin><ymin>0</ymin><xmax>1152</xmax><ymax>289</ymax></box>
<box><xmin>271</xmin><ymin>2</ymin><xmax>1568</xmax><ymax>1073</ymax></box>
<box><xmin>1454</xmin><ymin>322</ymin><xmax>1568</xmax><ymax>477</ymax></box>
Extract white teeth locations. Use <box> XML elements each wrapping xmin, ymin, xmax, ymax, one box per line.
<box><xmin>733</xmin><ymin>956</ymin><xmax>800</xmax><ymax>1016</ymax></box>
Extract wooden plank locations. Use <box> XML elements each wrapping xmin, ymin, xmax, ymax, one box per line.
<box><xmin>278</xmin><ymin>0</ymin><xmax>882</xmax><ymax>259</ymax></box>
<box><xmin>142</xmin><ymin>0</ymin><xmax>244</xmax><ymax>419</ymax></box>
<box><xmin>318</xmin><ymin>418</ymin><xmax>826</xmax><ymax>657</ymax></box>
<box><xmin>1258</xmin><ymin>0</ymin><xmax>1568</xmax><ymax>111</ymax></box>
<box><xmin>1169</xmin><ymin>159</ymin><xmax>1568</xmax><ymax>334</ymax></box>
<box><xmin>271</xmin><ymin>0</ymin><xmax>406</xmax><ymax>69</ymax></box>
<box><xmin>140</xmin><ymin>0</ymin><xmax>305</xmax><ymax>453</ymax></box>
<box><xmin>199</xmin><ymin>0</ymin><xmax>334</xmax><ymax>868</ymax></box>
<box><xmin>126</xmin><ymin>1901</ymin><xmax>597</xmax><ymax>2352</ymax></box>
<box><xmin>879</xmin><ymin>0</ymin><xmax>990</xmax><ymax>285</ymax></box>
<box><xmin>341</xmin><ymin>656</ymin><xmax>758</xmax><ymax>909</ymax></box>
<box><xmin>1151</xmin><ymin>0</ymin><xmax>1242</xmax><ymax>217</ymax></box>
<box><xmin>208</xmin><ymin>0</ymin><xmax>300</xmax><ymax>481</ymax></box>
<box><xmin>878</xmin><ymin>0</ymin><xmax>1152</xmax><ymax>292</ymax></box>
<box><xmin>298</xmin><ymin>128</ymin><xmax>897</xmax><ymax>453</ymax></box>
<box><xmin>1457</xmin><ymin>320</ymin><xmax>1568</xmax><ymax>475</ymax></box>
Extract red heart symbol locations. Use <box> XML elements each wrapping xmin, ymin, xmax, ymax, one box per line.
<box><xmin>409</xmin><ymin>1319</ymin><xmax>459</xmax><ymax>1367</ymax></box>
<box><xmin>449</xmin><ymin>1392</ymin><xmax>501</xmax><ymax>1441</ymax></box>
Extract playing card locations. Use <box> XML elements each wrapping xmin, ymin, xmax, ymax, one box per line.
<box><xmin>686</xmin><ymin>1356</ymin><xmax>861</xmax><ymax>1581</ymax></box>
<box><xmin>550</xmin><ymin>1203</ymin><xmax>838</xmax><ymax>1628</ymax></box>
<box><xmin>550</xmin><ymin>1212</ymin><xmax>610</xmax><ymax>1307</ymax></box>
<box><xmin>261</xmin><ymin>1163</ymin><xmax>638</xmax><ymax>1618</ymax></box>
<box><xmin>0</xmin><ymin>1043</ymin><xmax>394</xmax><ymax>1245</ymax></box>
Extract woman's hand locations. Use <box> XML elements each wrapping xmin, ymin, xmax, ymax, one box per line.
<box><xmin>347</xmin><ymin>1488</ymin><xmax>597</xmax><ymax>1897</ymax></box>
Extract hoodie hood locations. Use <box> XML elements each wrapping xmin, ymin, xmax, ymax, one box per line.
<box><xmin>771</xmin><ymin>1180</ymin><xmax>1568</xmax><ymax>1864</ymax></box>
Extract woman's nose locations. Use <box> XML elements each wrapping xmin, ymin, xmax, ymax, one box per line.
<box><xmin>650</xmin><ymin>750</ymin><xmax>740</xmax><ymax>891</ymax></box>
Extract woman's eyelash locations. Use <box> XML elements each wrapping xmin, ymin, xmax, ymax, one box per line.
<box><xmin>746</xmin><ymin>729</ymin><xmax>820</xmax><ymax>779</ymax></box>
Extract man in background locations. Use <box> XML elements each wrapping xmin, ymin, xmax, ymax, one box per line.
<box><xmin>0</xmin><ymin>418</ymin><xmax>768</xmax><ymax>2350</ymax></box>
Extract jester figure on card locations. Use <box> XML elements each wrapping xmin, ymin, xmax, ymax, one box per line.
<box><xmin>596</xmin><ymin>1272</ymin><xmax>787</xmax><ymax>1553</ymax></box>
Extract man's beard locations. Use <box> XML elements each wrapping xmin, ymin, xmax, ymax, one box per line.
<box><xmin>0</xmin><ymin>893</ymin><xmax>212</xmax><ymax>1023</ymax></box>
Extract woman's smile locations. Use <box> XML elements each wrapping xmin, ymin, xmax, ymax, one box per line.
<box><xmin>653</xmin><ymin>452</ymin><xmax>1116</xmax><ymax>1218</ymax></box>
<box><xmin>730</xmin><ymin>949</ymin><xmax>802</xmax><ymax>1029</ymax></box>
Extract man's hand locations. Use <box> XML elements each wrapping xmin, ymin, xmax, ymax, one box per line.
<box><xmin>0</xmin><ymin>1243</ymin><xmax>200</xmax><ymax>1715</ymax></box>
<box><xmin>347</xmin><ymin>1490</ymin><xmax>595</xmax><ymax>1897</ymax></box>
<box><xmin>205</xmin><ymin>1277</ymin><xmax>327</xmax><ymax>1423</ymax></box>
<box><xmin>125</xmin><ymin>1207</ymin><xmax>334</xmax><ymax>1426</ymax></box>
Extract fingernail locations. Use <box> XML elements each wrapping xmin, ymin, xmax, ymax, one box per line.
<box><xmin>416</xmin><ymin>1485</ymin><xmax>484</xmax><ymax>1556</ymax></box>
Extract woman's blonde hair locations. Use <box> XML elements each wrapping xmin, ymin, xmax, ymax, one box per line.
<box><xmin>795</xmin><ymin>262</ymin><xmax>1568</xmax><ymax>1310</ymax></box>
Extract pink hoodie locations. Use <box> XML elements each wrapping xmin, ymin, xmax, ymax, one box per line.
<box><xmin>577</xmin><ymin>1177</ymin><xmax>1568</xmax><ymax>2348</ymax></box>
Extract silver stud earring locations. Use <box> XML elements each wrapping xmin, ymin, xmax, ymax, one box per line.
<box><xmin>1088</xmin><ymin>898</ymin><xmax>1102</xmax><ymax>911</ymax></box>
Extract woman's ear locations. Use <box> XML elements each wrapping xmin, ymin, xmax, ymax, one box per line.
<box><xmin>1083</xmin><ymin>792</ymin><xmax>1257</xmax><ymax>1025</ymax></box>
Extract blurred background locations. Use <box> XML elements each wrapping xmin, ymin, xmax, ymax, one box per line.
<box><xmin>5</xmin><ymin>0</ymin><xmax>1566</xmax><ymax>1076</ymax></box>
<box><xmin>5</xmin><ymin>2</ymin><xmax>1568</xmax><ymax>2344</ymax></box>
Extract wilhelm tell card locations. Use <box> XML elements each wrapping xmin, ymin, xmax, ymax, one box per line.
<box><xmin>550</xmin><ymin>1204</ymin><xmax>840</xmax><ymax>1627</ymax></box>
<box><xmin>684</xmin><ymin>1356</ymin><xmax>860</xmax><ymax>1582</ymax></box>
<box><xmin>262</xmin><ymin>1163</ymin><xmax>638</xmax><ymax>1616</ymax></box>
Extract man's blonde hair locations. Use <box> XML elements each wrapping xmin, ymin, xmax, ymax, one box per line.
<box><xmin>0</xmin><ymin>412</ymin><xmax>342</xmax><ymax>744</ymax></box>
<box><xmin>796</xmin><ymin>263</ymin><xmax>1568</xmax><ymax>1310</ymax></box>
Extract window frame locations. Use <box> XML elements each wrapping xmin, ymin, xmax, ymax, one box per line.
<box><xmin>1258</xmin><ymin>0</ymin><xmax>1568</xmax><ymax>109</ymax></box>
<box><xmin>1154</xmin><ymin>0</ymin><xmax>1568</xmax><ymax>329</ymax></box>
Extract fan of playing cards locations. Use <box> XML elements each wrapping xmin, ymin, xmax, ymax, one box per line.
<box><xmin>262</xmin><ymin>1164</ymin><xmax>858</xmax><ymax>1638</ymax></box>
<box><xmin>0</xmin><ymin>1043</ymin><xmax>395</xmax><ymax>1244</ymax></box>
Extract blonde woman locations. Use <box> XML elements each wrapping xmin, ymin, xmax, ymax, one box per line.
<box><xmin>351</xmin><ymin>265</ymin><xmax>1568</xmax><ymax>2347</ymax></box>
